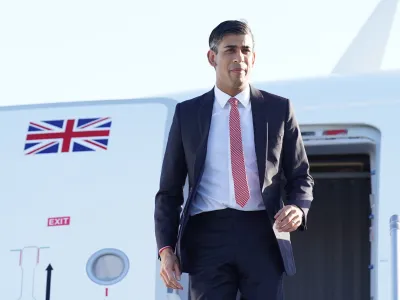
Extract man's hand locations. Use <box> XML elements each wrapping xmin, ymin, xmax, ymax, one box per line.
<box><xmin>274</xmin><ymin>205</ymin><xmax>303</xmax><ymax>232</ymax></box>
<box><xmin>160</xmin><ymin>248</ymin><xmax>183</xmax><ymax>290</ymax></box>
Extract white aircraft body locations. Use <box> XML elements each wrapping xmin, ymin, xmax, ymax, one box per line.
<box><xmin>0</xmin><ymin>0</ymin><xmax>398</xmax><ymax>299</ymax></box>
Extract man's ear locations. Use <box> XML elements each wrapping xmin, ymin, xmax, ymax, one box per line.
<box><xmin>207</xmin><ymin>50</ymin><xmax>216</xmax><ymax>67</ymax></box>
<box><xmin>252</xmin><ymin>51</ymin><xmax>256</xmax><ymax>67</ymax></box>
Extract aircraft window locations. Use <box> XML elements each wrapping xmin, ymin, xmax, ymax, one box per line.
<box><xmin>86</xmin><ymin>248</ymin><xmax>130</xmax><ymax>286</ymax></box>
<box><xmin>93</xmin><ymin>254</ymin><xmax>124</xmax><ymax>280</ymax></box>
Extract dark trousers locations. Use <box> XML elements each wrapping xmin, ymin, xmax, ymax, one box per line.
<box><xmin>184</xmin><ymin>208</ymin><xmax>284</xmax><ymax>300</ymax></box>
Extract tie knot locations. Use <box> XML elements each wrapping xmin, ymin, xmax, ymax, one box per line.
<box><xmin>229</xmin><ymin>98</ymin><xmax>239</xmax><ymax>107</ymax></box>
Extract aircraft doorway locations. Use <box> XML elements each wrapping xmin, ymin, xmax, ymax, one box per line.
<box><xmin>283</xmin><ymin>124</ymin><xmax>379</xmax><ymax>300</ymax></box>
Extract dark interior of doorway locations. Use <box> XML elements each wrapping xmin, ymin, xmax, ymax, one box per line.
<box><xmin>283</xmin><ymin>153</ymin><xmax>372</xmax><ymax>300</ymax></box>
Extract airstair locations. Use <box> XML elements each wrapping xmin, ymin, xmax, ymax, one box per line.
<box><xmin>391</xmin><ymin>214</ymin><xmax>400</xmax><ymax>300</ymax></box>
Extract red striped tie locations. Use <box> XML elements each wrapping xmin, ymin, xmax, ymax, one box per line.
<box><xmin>229</xmin><ymin>97</ymin><xmax>250</xmax><ymax>207</ymax></box>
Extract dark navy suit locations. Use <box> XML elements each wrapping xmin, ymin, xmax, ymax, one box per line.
<box><xmin>154</xmin><ymin>85</ymin><xmax>314</xmax><ymax>299</ymax></box>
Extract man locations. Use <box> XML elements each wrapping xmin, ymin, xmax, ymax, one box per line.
<box><xmin>154</xmin><ymin>20</ymin><xmax>314</xmax><ymax>299</ymax></box>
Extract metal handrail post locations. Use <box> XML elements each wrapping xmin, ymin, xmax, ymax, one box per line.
<box><xmin>390</xmin><ymin>214</ymin><xmax>400</xmax><ymax>300</ymax></box>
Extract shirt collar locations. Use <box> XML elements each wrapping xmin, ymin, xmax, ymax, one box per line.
<box><xmin>214</xmin><ymin>84</ymin><xmax>250</xmax><ymax>108</ymax></box>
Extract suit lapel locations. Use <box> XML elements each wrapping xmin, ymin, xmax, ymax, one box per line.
<box><xmin>194</xmin><ymin>88</ymin><xmax>214</xmax><ymax>182</ymax></box>
<box><xmin>250</xmin><ymin>85</ymin><xmax>268</xmax><ymax>189</ymax></box>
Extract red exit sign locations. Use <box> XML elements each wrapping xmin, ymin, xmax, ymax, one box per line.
<box><xmin>48</xmin><ymin>216</ymin><xmax>71</xmax><ymax>227</ymax></box>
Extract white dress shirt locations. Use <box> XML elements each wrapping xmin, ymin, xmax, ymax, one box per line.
<box><xmin>189</xmin><ymin>85</ymin><xmax>265</xmax><ymax>216</ymax></box>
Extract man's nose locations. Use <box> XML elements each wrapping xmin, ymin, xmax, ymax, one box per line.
<box><xmin>233</xmin><ymin>52</ymin><xmax>245</xmax><ymax>63</ymax></box>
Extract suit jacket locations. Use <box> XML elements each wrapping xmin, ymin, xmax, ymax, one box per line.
<box><xmin>154</xmin><ymin>85</ymin><xmax>314</xmax><ymax>276</ymax></box>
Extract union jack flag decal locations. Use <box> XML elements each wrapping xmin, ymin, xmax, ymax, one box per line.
<box><xmin>24</xmin><ymin>117</ymin><xmax>112</xmax><ymax>155</ymax></box>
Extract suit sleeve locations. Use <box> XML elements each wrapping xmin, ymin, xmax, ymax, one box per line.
<box><xmin>282</xmin><ymin>99</ymin><xmax>314</xmax><ymax>230</ymax></box>
<box><xmin>154</xmin><ymin>103</ymin><xmax>187</xmax><ymax>255</ymax></box>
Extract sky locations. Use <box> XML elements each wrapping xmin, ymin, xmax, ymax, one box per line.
<box><xmin>0</xmin><ymin>0</ymin><xmax>399</xmax><ymax>106</ymax></box>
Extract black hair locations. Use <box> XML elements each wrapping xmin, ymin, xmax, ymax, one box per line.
<box><xmin>208</xmin><ymin>19</ymin><xmax>255</xmax><ymax>53</ymax></box>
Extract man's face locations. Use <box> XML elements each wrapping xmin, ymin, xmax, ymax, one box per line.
<box><xmin>208</xmin><ymin>33</ymin><xmax>255</xmax><ymax>94</ymax></box>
